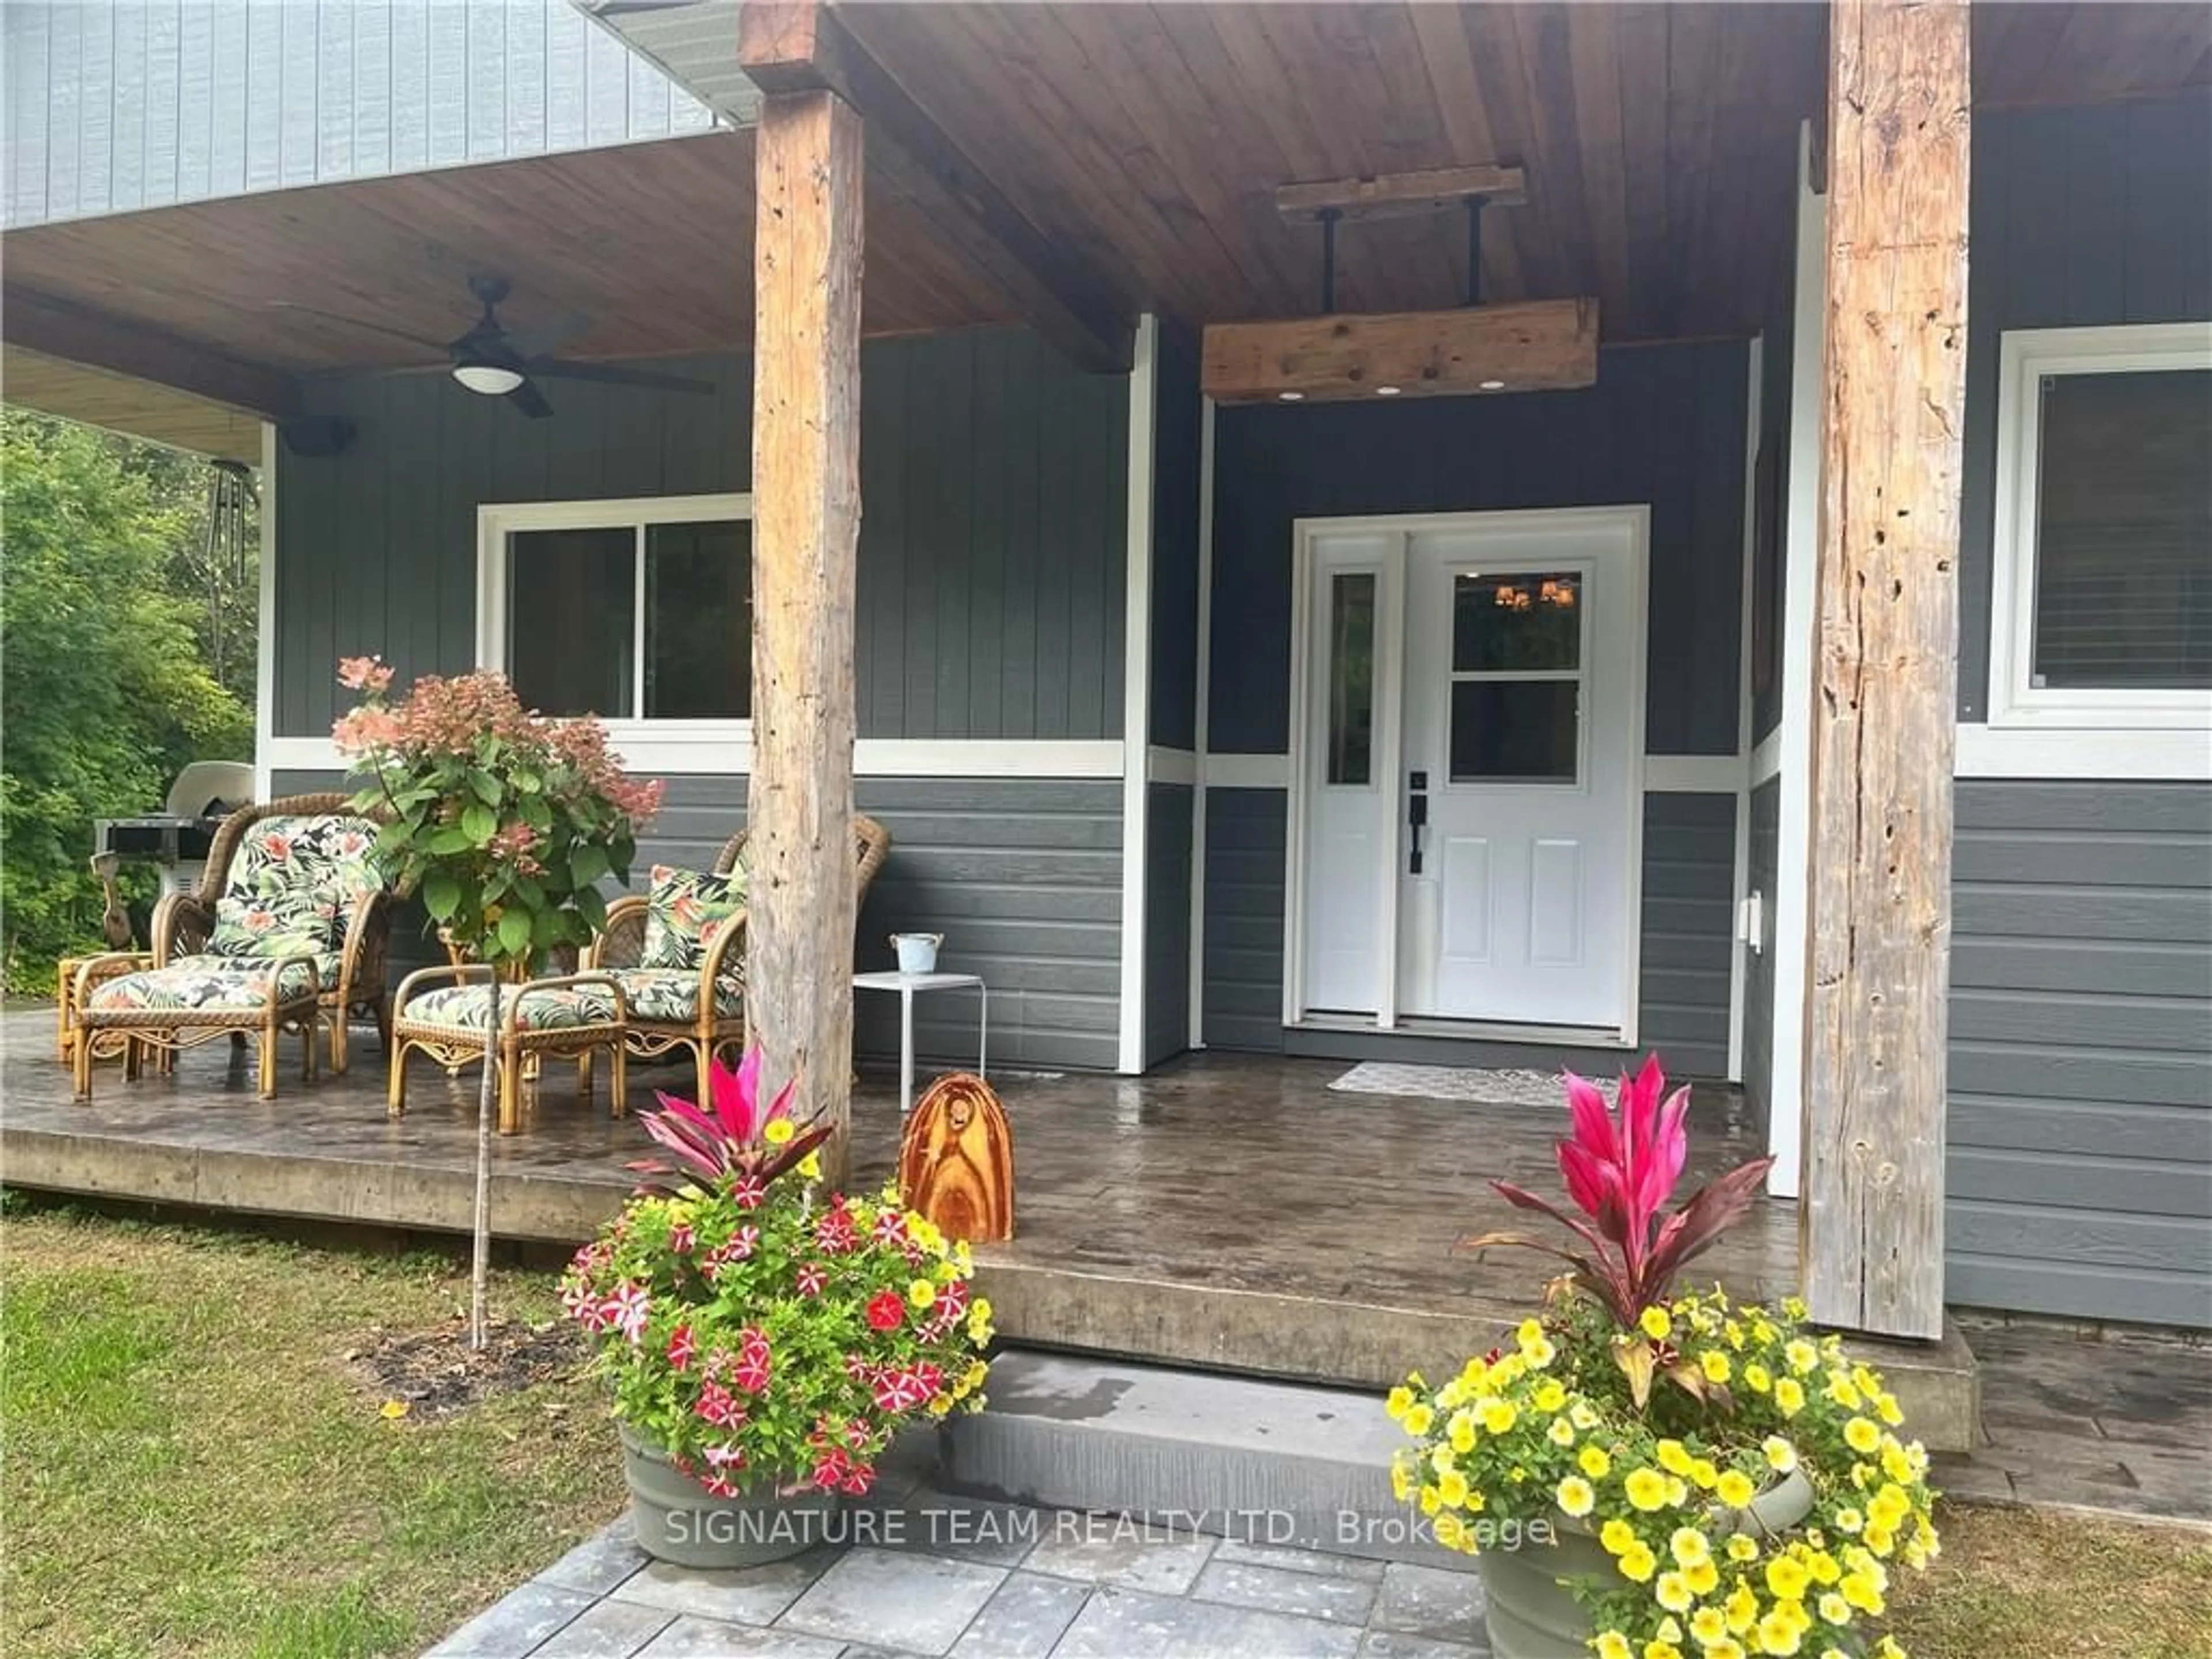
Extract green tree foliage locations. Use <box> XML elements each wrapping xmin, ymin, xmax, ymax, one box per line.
<box><xmin>1</xmin><ymin>411</ymin><xmax>255</xmax><ymax>991</ymax></box>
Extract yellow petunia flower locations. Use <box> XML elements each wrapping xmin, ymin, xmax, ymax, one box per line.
<box><xmin>1785</xmin><ymin>1338</ymin><xmax>1819</xmax><ymax>1374</ymax></box>
<box><xmin>1756</xmin><ymin>1611</ymin><xmax>1805</xmax><ymax>1656</ymax></box>
<box><xmin>1533</xmin><ymin>1379</ymin><xmax>1568</xmax><ymax>1412</ymax></box>
<box><xmin>1684</xmin><ymin>1559</ymin><xmax>1719</xmax><ymax>1596</ymax></box>
<box><xmin>1404</xmin><ymin>1403</ymin><xmax>1435</xmax><ymax>1437</ymax></box>
<box><xmin>1743</xmin><ymin>1362</ymin><xmax>1772</xmax><ymax>1393</ymax></box>
<box><xmin>910</xmin><ymin>1277</ymin><xmax>940</xmax><ymax>1308</ymax></box>
<box><xmin>1569</xmin><ymin>1400</ymin><xmax>1601</xmax><ymax>1431</ymax></box>
<box><xmin>1600</xmin><ymin>1517</ymin><xmax>1639</xmax><ymax>1554</ymax></box>
<box><xmin>797</xmin><ymin>1151</ymin><xmax>823</xmax><ymax>1180</ymax></box>
<box><xmin>1725</xmin><ymin>1584</ymin><xmax>1760</xmax><ymax>1634</ymax></box>
<box><xmin>1656</xmin><ymin>1439</ymin><xmax>1692</xmax><ymax>1476</ymax></box>
<box><xmin>1524</xmin><ymin>1336</ymin><xmax>1557</xmax><ymax>1368</ymax></box>
<box><xmin>1774</xmin><ymin>1377</ymin><xmax>1806</xmax><ymax>1417</ymax></box>
<box><xmin>1766</xmin><ymin>1555</ymin><xmax>1811</xmax><ymax>1601</ymax></box>
<box><xmin>1618</xmin><ymin>1544</ymin><xmax>1658</xmax><ymax>1584</ymax></box>
<box><xmin>1763</xmin><ymin>1436</ymin><xmax>1798</xmax><ymax>1474</ymax></box>
<box><xmin>1690</xmin><ymin>1608</ymin><xmax>1729</xmax><ymax>1646</ymax></box>
<box><xmin>1580</xmin><ymin>1444</ymin><xmax>1613</xmax><ymax>1479</ymax></box>
<box><xmin>1726</xmin><ymin>1531</ymin><xmax>1761</xmax><ymax>1563</ymax></box>
<box><xmin>1670</xmin><ymin>1527</ymin><xmax>1711</xmax><ymax>1569</ymax></box>
<box><xmin>1700</xmin><ymin>1349</ymin><xmax>1733</xmax><ymax>1385</ymax></box>
<box><xmin>1690</xmin><ymin>1458</ymin><xmax>1719</xmax><ymax>1490</ymax></box>
<box><xmin>1386</xmin><ymin>1386</ymin><xmax>1414</xmax><ymax>1422</ymax></box>
<box><xmin>1715</xmin><ymin>1470</ymin><xmax>1756</xmax><ymax>1509</ymax></box>
<box><xmin>1655</xmin><ymin>1571</ymin><xmax>1694</xmax><ymax>1614</ymax></box>
<box><xmin>1640</xmin><ymin>1306</ymin><xmax>1673</xmax><ymax>1341</ymax></box>
<box><xmin>1438</xmin><ymin>1469</ymin><xmax>1470</xmax><ymax>1509</ymax></box>
<box><xmin>1844</xmin><ymin>1416</ymin><xmax>1882</xmax><ymax>1455</ymax></box>
<box><xmin>763</xmin><ymin>1117</ymin><xmax>796</xmax><ymax>1145</ymax></box>
<box><xmin>1644</xmin><ymin>1642</ymin><xmax>1684</xmax><ymax>1659</ymax></box>
<box><xmin>1547</xmin><ymin>1416</ymin><xmax>1577</xmax><ymax>1448</ymax></box>
<box><xmin>1624</xmin><ymin>1468</ymin><xmax>1670</xmax><ymax>1512</ymax></box>
<box><xmin>1819</xmin><ymin>1591</ymin><xmax>1852</xmax><ymax>1624</ymax></box>
<box><xmin>1391</xmin><ymin>1457</ymin><xmax>1413</xmax><ymax>1503</ymax></box>
<box><xmin>1449</xmin><ymin>1410</ymin><xmax>1478</xmax><ymax>1454</ymax></box>
<box><xmin>1707</xmin><ymin>1643</ymin><xmax>1746</xmax><ymax>1659</ymax></box>
<box><xmin>1478</xmin><ymin>1399</ymin><xmax>1517</xmax><ymax>1435</ymax></box>
<box><xmin>1556</xmin><ymin>1475</ymin><xmax>1596</xmax><ymax>1518</ymax></box>
<box><xmin>1596</xmin><ymin>1634</ymin><xmax>1634</xmax><ymax>1659</ymax></box>
<box><xmin>1875</xmin><ymin>1391</ymin><xmax>1906</xmax><ymax>1427</ymax></box>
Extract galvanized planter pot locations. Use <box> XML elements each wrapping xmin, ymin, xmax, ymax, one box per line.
<box><xmin>1477</xmin><ymin>1469</ymin><xmax>1817</xmax><ymax>1658</ymax></box>
<box><xmin>620</xmin><ymin>1427</ymin><xmax>840</xmax><ymax>1570</ymax></box>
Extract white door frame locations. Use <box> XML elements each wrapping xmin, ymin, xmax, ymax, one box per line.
<box><xmin>1283</xmin><ymin>505</ymin><xmax>1650</xmax><ymax>1041</ymax></box>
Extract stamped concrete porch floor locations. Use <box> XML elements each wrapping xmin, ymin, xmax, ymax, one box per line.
<box><xmin>0</xmin><ymin>1010</ymin><xmax>1790</xmax><ymax>1389</ymax></box>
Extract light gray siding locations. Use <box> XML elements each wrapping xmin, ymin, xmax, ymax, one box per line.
<box><xmin>1946</xmin><ymin>781</ymin><xmax>2212</xmax><ymax>1328</ymax></box>
<box><xmin>4</xmin><ymin>0</ymin><xmax>712</xmax><ymax>229</ymax></box>
<box><xmin>275</xmin><ymin>328</ymin><xmax>1128</xmax><ymax>741</ymax></box>
<box><xmin>1957</xmin><ymin>96</ymin><xmax>2212</xmax><ymax>718</ymax></box>
<box><xmin>277</xmin><ymin>767</ymin><xmax>1124</xmax><ymax>1073</ymax></box>
<box><xmin>1199</xmin><ymin>787</ymin><xmax>1738</xmax><ymax>1080</ymax></box>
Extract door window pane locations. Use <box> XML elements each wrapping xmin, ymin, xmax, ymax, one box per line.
<box><xmin>646</xmin><ymin>520</ymin><xmax>752</xmax><ymax>718</ymax></box>
<box><xmin>1327</xmin><ymin>572</ymin><xmax>1376</xmax><ymax>785</ymax></box>
<box><xmin>1450</xmin><ymin>681</ymin><xmax>1580</xmax><ymax>783</ymax></box>
<box><xmin>1453</xmin><ymin>571</ymin><xmax>1581</xmax><ymax>671</ymax></box>
<box><xmin>509</xmin><ymin>528</ymin><xmax>635</xmax><ymax>717</ymax></box>
<box><xmin>2033</xmin><ymin>368</ymin><xmax>2212</xmax><ymax>690</ymax></box>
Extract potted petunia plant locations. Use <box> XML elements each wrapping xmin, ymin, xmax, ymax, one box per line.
<box><xmin>1389</xmin><ymin>1059</ymin><xmax>1938</xmax><ymax>1659</ymax></box>
<box><xmin>562</xmin><ymin>1050</ymin><xmax>994</xmax><ymax>1569</ymax></box>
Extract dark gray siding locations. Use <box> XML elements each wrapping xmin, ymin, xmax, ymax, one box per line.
<box><xmin>1143</xmin><ymin>783</ymin><xmax>1194</xmax><ymax>1066</ymax></box>
<box><xmin>1199</xmin><ymin>786</ymin><xmax>1738</xmax><ymax>1080</ymax></box>
<box><xmin>1148</xmin><ymin>319</ymin><xmax>1203</xmax><ymax>751</ymax></box>
<box><xmin>1946</xmin><ymin>781</ymin><xmax>2212</xmax><ymax>1328</ymax></box>
<box><xmin>275</xmin><ymin>328</ymin><xmax>1128</xmax><ymax>742</ymax></box>
<box><xmin>1208</xmin><ymin>338</ymin><xmax>1749</xmax><ymax>757</ymax></box>
<box><xmin>281</xmin><ymin>767</ymin><xmax>1123</xmax><ymax>1073</ymax></box>
<box><xmin>1741</xmin><ymin>779</ymin><xmax>1781</xmax><ymax>1143</ymax></box>
<box><xmin>1958</xmin><ymin>96</ymin><xmax>2212</xmax><ymax>718</ymax></box>
<box><xmin>1639</xmin><ymin>794</ymin><xmax>1736</xmax><ymax>1081</ymax></box>
<box><xmin>5</xmin><ymin>0</ymin><xmax>711</xmax><ymax>229</ymax></box>
<box><xmin>1200</xmin><ymin>789</ymin><xmax>1288</xmax><ymax>1054</ymax></box>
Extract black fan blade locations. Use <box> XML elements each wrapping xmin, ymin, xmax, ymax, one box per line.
<box><xmin>505</xmin><ymin>378</ymin><xmax>556</xmax><ymax>419</ymax></box>
<box><xmin>501</xmin><ymin>312</ymin><xmax>595</xmax><ymax>359</ymax></box>
<box><xmin>525</xmin><ymin>359</ymin><xmax>715</xmax><ymax>395</ymax></box>
<box><xmin>267</xmin><ymin>300</ymin><xmax>452</xmax><ymax>352</ymax></box>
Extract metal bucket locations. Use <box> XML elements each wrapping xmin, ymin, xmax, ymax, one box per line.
<box><xmin>892</xmin><ymin>932</ymin><xmax>943</xmax><ymax>974</ymax></box>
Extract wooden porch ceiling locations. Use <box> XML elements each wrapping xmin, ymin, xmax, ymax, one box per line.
<box><xmin>0</xmin><ymin>1</ymin><xmax>2205</xmax><ymax>431</ymax></box>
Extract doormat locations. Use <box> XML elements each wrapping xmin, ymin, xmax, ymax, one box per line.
<box><xmin>1327</xmin><ymin>1060</ymin><xmax>1611</xmax><ymax>1108</ymax></box>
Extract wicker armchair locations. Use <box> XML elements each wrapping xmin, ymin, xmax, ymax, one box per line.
<box><xmin>590</xmin><ymin>816</ymin><xmax>893</xmax><ymax>1105</ymax></box>
<box><xmin>69</xmin><ymin>793</ymin><xmax>395</xmax><ymax>1100</ymax></box>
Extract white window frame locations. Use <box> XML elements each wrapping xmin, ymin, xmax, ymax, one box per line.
<box><xmin>1987</xmin><ymin>322</ymin><xmax>2212</xmax><ymax>736</ymax></box>
<box><xmin>476</xmin><ymin>493</ymin><xmax>754</xmax><ymax>770</ymax></box>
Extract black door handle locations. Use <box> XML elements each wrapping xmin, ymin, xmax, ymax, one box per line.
<box><xmin>1408</xmin><ymin>771</ymin><xmax>1429</xmax><ymax>875</ymax></box>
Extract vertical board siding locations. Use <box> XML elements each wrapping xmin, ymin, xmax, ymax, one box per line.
<box><xmin>1742</xmin><ymin>778</ymin><xmax>1781</xmax><ymax>1142</ymax></box>
<box><xmin>1147</xmin><ymin>319</ymin><xmax>1203</xmax><ymax>751</ymax></box>
<box><xmin>1143</xmin><ymin>782</ymin><xmax>1194</xmax><ymax>1065</ymax></box>
<box><xmin>274</xmin><ymin>330</ymin><xmax>1128</xmax><ymax>743</ymax></box>
<box><xmin>1208</xmin><ymin>339</ymin><xmax>1749</xmax><ymax>757</ymax></box>
<box><xmin>1</xmin><ymin>0</ymin><xmax>714</xmax><ymax>229</ymax></box>
<box><xmin>1946</xmin><ymin>781</ymin><xmax>2212</xmax><ymax>1327</ymax></box>
<box><xmin>1638</xmin><ymin>793</ymin><xmax>1737</xmax><ymax>1080</ymax></box>
<box><xmin>1957</xmin><ymin>97</ymin><xmax>2212</xmax><ymax>718</ymax></box>
<box><xmin>273</xmin><ymin>770</ymin><xmax>1125</xmax><ymax>1073</ymax></box>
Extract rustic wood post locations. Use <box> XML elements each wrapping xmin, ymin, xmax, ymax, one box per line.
<box><xmin>1800</xmin><ymin>0</ymin><xmax>1970</xmax><ymax>1341</ymax></box>
<box><xmin>746</xmin><ymin>84</ymin><xmax>864</xmax><ymax>1183</ymax></box>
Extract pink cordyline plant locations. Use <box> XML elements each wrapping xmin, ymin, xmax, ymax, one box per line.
<box><xmin>631</xmin><ymin>1047</ymin><xmax>832</xmax><ymax>1194</ymax></box>
<box><xmin>1466</xmin><ymin>1056</ymin><xmax>1774</xmax><ymax>1403</ymax></box>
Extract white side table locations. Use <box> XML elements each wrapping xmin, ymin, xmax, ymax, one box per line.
<box><xmin>852</xmin><ymin>969</ymin><xmax>987</xmax><ymax>1116</ymax></box>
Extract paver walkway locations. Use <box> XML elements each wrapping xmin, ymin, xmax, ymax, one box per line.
<box><xmin>428</xmin><ymin>1475</ymin><xmax>1488</xmax><ymax>1659</ymax></box>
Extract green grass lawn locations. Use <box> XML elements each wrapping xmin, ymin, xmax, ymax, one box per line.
<box><xmin>2</xmin><ymin>1202</ymin><xmax>621</xmax><ymax>1659</ymax></box>
<box><xmin>5</xmin><ymin>1202</ymin><xmax>2207</xmax><ymax>1659</ymax></box>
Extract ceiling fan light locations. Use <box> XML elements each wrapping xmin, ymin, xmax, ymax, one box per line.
<box><xmin>454</xmin><ymin>361</ymin><xmax>525</xmax><ymax>396</ymax></box>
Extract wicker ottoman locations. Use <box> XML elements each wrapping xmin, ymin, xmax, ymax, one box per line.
<box><xmin>387</xmin><ymin>967</ymin><xmax>630</xmax><ymax>1135</ymax></box>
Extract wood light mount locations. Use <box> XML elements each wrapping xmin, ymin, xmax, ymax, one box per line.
<box><xmin>1202</xmin><ymin>164</ymin><xmax>1599</xmax><ymax>406</ymax></box>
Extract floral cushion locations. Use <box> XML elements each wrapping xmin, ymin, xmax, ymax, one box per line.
<box><xmin>640</xmin><ymin>863</ymin><xmax>747</xmax><ymax>972</ymax></box>
<box><xmin>85</xmin><ymin>954</ymin><xmax>330</xmax><ymax>1013</ymax></box>
<box><xmin>607</xmin><ymin>967</ymin><xmax>745</xmax><ymax>1024</ymax></box>
<box><xmin>402</xmin><ymin>982</ymin><xmax>620</xmax><ymax>1033</ymax></box>
<box><xmin>217</xmin><ymin>814</ymin><xmax>385</xmax><ymax>955</ymax></box>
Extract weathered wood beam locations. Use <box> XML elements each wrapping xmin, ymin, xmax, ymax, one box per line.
<box><xmin>1200</xmin><ymin>298</ymin><xmax>1597</xmax><ymax>404</ymax></box>
<box><xmin>2</xmin><ymin>287</ymin><xmax>302</xmax><ymax>422</ymax></box>
<box><xmin>737</xmin><ymin>0</ymin><xmax>1131</xmax><ymax>373</ymax></box>
<box><xmin>1800</xmin><ymin>0</ymin><xmax>1971</xmax><ymax>1342</ymax></box>
<box><xmin>747</xmin><ymin>86</ymin><xmax>864</xmax><ymax>1183</ymax></box>
<box><xmin>1275</xmin><ymin>164</ymin><xmax>1528</xmax><ymax>224</ymax></box>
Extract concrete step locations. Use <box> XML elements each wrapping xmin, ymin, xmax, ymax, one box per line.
<box><xmin>942</xmin><ymin>1349</ymin><xmax>1475</xmax><ymax>1571</ymax></box>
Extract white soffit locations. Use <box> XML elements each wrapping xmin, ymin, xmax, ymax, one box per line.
<box><xmin>573</xmin><ymin>0</ymin><xmax>763</xmax><ymax>128</ymax></box>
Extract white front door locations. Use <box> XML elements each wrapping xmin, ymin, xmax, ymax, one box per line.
<box><xmin>1293</xmin><ymin>510</ymin><xmax>1644</xmax><ymax>1038</ymax></box>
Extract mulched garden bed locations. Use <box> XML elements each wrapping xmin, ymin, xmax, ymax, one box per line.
<box><xmin>348</xmin><ymin>1315</ymin><xmax>588</xmax><ymax>1420</ymax></box>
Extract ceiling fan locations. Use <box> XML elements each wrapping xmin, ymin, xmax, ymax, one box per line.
<box><xmin>271</xmin><ymin>275</ymin><xmax>714</xmax><ymax>418</ymax></box>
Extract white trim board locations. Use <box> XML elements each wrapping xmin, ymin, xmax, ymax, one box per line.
<box><xmin>1955</xmin><ymin>724</ymin><xmax>2212</xmax><ymax>781</ymax></box>
<box><xmin>1117</xmin><ymin>315</ymin><xmax>1161</xmax><ymax>1076</ymax></box>
<box><xmin>1728</xmin><ymin>335</ymin><xmax>1763</xmax><ymax>1086</ymax></box>
<box><xmin>1643</xmin><ymin>755</ymin><xmax>1747</xmax><ymax>794</ymax></box>
<box><xmin>1187</xmin><ymin>395</ymin><xmax>1218</xmax><ymax>1050</ymax></box>
<box><xmin>252</xmin><ymin>422</ymin><xmax>278</xmax><ymax>802</ymax></box>
<box><xmin>262</xmin><ymin>734</ymin><xmax>1129</xmax><ymax>781</ymax></box>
